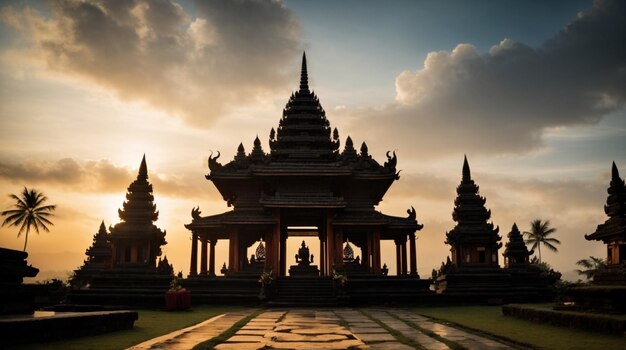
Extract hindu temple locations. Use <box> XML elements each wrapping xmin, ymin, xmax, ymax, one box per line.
<box><xmin>184</xmin><ymin>53</ymin><xmax>430</xmax><ymax>304</ymax></box>
<box><xmin>70</xmin><ymin>156</ymin><xmax>173</xmax><ymax>306</ymax></box>
<box><xmin>435</xmin><ymin>157</ymin><xmax>559</xmax><ymax>301</ymax></box>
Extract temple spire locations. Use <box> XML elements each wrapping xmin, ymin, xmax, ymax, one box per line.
<box><xmin>462</xmin><ymin>155</ymin><xmax>471</xmax><ymax>181</ymax></box>
<box><xmin>138</xmin><ymin>154</ymin><xmax>148</xmax><ymax>180</ymax></box>
<box><xmin>612</xmin><ymin>161</ymin><xmax>620</xmax><ymax>180</ymax></box>
<box><xmin>299</xmin><ymin>52</ymin><xmax>309</xmax><ymax>93</ymax></box>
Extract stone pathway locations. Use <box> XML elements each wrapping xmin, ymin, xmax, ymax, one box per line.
<box><xmin>127</xmin><ymin>309</ymin><xmax>256</xmax><ymax>350</ymax></box>
<box><xmin>131</xmin><ymin>308</ymin><xmax>518</xmax><ymax>350</ymax></box>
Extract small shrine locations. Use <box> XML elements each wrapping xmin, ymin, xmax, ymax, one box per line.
<box><xmin>109</xmin><ymin>155</ymin><xmax>167</xmax><ymax>270</ymax></box>
<box><xmin>289</xmin><ymin>241</ymin><xmax>319</xmax><ymax>276</ymax></box>
<box><xmin>69</xmin><ymin>156</ymin><xmax>173</xmax><ymax>306</ymax></box>
<box><xmin>436</xmin><ymin>157</ymin><xmax>559</xmax><ymax>301</ymax></box>
<box><xmin>445</xmin><ymin>156</ymin><xmax>502</xmax><ymax>268</ymax></box>
<box><xmin>585</xmin><ymin>161</ymin><xmax>626</xmax><ymax>283</ymax></box>
<box><xmin>503</xmin><ymin>223</ymin><xmax>533</xmax><ymax>267</ymax></box>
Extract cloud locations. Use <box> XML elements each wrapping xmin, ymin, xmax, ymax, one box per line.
<box><xmin>0</xmin><ymin>157</ymin><xmax>208</xmax><ymax>198</ymax></box>
<box><xmin>345</xmin><ymin>0</ymin><xmax>625</xmax><ymax>158</ymax></box>
<box><xmin>1</xmin><ymin>0</ymin><xmax>301</xmax><ymax>126</ymax></box>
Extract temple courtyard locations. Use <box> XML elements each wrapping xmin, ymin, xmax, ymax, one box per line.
<box><xmin>8</xmin><ymin>305</ymin><xmax>622</xmax><ymax>350</ymax></box>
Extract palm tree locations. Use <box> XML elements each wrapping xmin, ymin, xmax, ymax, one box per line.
<box><xmin>1</xmin><ymin>187</ymin><xmax>56</xmax><ymax>251</ymax></box>
<box><xmin>523</xmin><ymin>219</ymin><xmax>560</xmax><ymax>263</ymax></box>
<box><xmin>575</xmin><ymin>256</ymin><xmax>607</xmax><ymax>281</ymax></box>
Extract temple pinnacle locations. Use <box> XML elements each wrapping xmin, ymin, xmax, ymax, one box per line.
<box><xmin>462</xmin><ymin>155</ymin><xmax>471</xmax><ymax>180</ymax></box>
<box><xmin>299</xmin><ymin>52</ymin><xmax>309</xmax><ymax>93</ymax></box>
<box><xmin>138</xmin><ymin>154</ymin><xmax>148</xmax><ymax>180</ymax></box>
<box><xmin>612</xmin><ymin>161</ymin><xmax>620</xmax><ymax>180</ymax></box>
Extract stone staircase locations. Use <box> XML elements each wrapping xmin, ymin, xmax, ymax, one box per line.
<box><xmin>270</xmin><ymin>277</ymin><xmax>336</xmax><ymax>306</ymax></box>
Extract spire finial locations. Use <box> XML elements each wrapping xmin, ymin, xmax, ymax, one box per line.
<box><xmin>138</xmin><ymin>154</ymin><xmax>148</xmax><ymax>180</ymax></box>
<box><xmin>612</xmin><ymin>161</ymin><xmax>620</xmax><ymax>180</ymax></box>
<box><xmin>462</xmin><ymin>154</ymin><xmax>471</xmax><ymax>180</ymax></box>
<box><xmin>299</xmin><ymin>51</ymin><xmax>309</xmax><ymax>93</ymax></box>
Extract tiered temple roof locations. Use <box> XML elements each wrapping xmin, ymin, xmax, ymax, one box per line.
<box><xmin>585</xmin><ymin>162</ymin><xmax>626</xmax><ymax>243</ymax></box>
<box><xmin>109</xmin><ymin>155</ymin><xmax>167</xmax><ymax>264</ymax></box>
<box><xmin>503</xmin><ymin>223</ymin><xmax>533</xmax><ymax>266</ymax></box>
<box><xmin>270</xmin><ymin>53</ymin><xmax>339</xmax><ymax>161</ymax></box>
<box><xmin>85</xmin><ymin>221</ymin><xmax>112</xmax><ymax>263</ymax></box>
<box><xmin>445</xmin><ymin>156</ymin><xmax>501</xmax><ymax>247</ymax></box>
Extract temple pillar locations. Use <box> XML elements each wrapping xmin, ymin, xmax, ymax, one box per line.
<box><xmin>190</xmin><ymin>232</ymin><xmax>198</xmax><ymax>276</ymax></box>
<box><xmin>395</xmin><ymin>239</ymin><xmax>402</xmax><ymax>276</ymax></box>
<box><xmin>131</xmin><ymin>246</ymin><xmax>138</xmax><ymax>263</ymax></box>
<box><xmin>200</xmin><ymin>234</ymin><xmax>208</xmax><ymax>275</ymax></box>
<box><xmin>325</xmin><ymin>210</ymin><xmax>335</xmax><ymax>272</ymax></box>
<box><xmin>320</xmin><ymin>235</ymin><xmax>325</xmax><ymax>276</ymax></box>
<box><xmin>280</xmin><ymin>230</ymin><xmax>287</xmax><ymax>277</ymax></box>
<box><xmin>267</xmin><ymin>210</ymin><xmax>281</xmax><ymax>277</ymax></box>
<box><xmin>228</xmin><ymin>229</ymin><xmax>239</xmax><ymax>273</ymax></box>
<box><xmin>409</xmin><ymin>232</ymin><xmax>417</xmax><ymax>276</ymax></box>
<box><xmin>209</xmin><ymin>239</ymin><xmax>216</xmax><ymax>276</ymax></box>
<box><xmin>372</xmin><ymin>229</ymin><xmax>381</xmax><ymax>273</ymax></box>
<box><xmin>335</xmin><ymin>229</ymin><xmax>344</xmax><ymax>269</ymax></box>
<box><xmin>365</xmin><ymin>233</ymin><xmax>372</xmax><ymax>271</ymax></box>
<box><xmin>401</xmin><ymin>237</ymin><xmax>408</xmax><ymax>275</ymax></box>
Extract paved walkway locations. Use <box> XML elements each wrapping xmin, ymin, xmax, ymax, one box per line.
<box><xmin>129</xmin><ymin>308</ymin><xmax>517</xmax><ymax>350</ymax></box>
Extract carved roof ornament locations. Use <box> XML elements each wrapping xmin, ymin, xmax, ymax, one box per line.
<box><xmin>250</xmin><ymin>136</ymin><xmax>265</xmax><ymax>162</ymax></box>
<box><xmin>191</xmin><ymin>206</ymin><xmax>202</xmax><ymax>220</ymax></box>
<box><xmin>585</xmin><ymin>161</ymin><xmax>626</xmax><ymax>242</ymax></box>
<box><xmin>235</xmin><ymin>143</ymin><xmax>246</xmax><ymax>160</ymax></box>
<box><xmin>208</xmin><ymin>151</ymin><xmax>222</xmax><ymax>171</ymax></box>
<box><xmin>343</xmin><ymin>136</ymin><xmax>357</xmax><ymax>160</ymax></box>
<box><xmin>360</xmin><ymin>142</ymin><xmax>369</xmax><ymax>157</ymax></box>
<box><xmin>407</xmin><ymin>206</ymin><xmax>416</xmax><ymax>220</ymax></box>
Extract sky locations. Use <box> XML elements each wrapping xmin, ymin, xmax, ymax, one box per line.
<box><xmin>0</xmin><ymin>0</ymin><xmax>624</xmax><ymax>282</ymax></box>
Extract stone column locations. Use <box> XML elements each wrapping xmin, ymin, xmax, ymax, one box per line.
<box><xmin>190</xmin><ymin>232</ymin><xmax>198</xmax><ymax>276</ymax></box>
<box><xmin>280</xmin><ymin>230</ymin><xmax>287</xmax><ymax>277</ymax></box>
<box><xmin>335</xmin><ymin>229</ymin><xmax>344</xmax><ymax>269</ymax></box>
<box><xmin>365</xmin><ymin>232</ymin><xmax>372</xmax><ymax>271</ymax></box>
<box><xmin>229</xmin><ymin>230</ymin><xmax>239</xmax><ymax>273</ymax></box>
<box><xmin>268</xmin><ymin>210</ymin><xmax>281</xmax><ymax>277</ymax></box>
<box><xmin>320</xmin><ymin>235</ymin><xmax>326</xmax><ymax>277</ymax></box>
<box><xmin>409</xmin><ymin>232</ymin><xmax>418</xmax><ymax>276</ymax></box>
<box><xmin>209</xmin><ymin>239</ymin><xmax>216</xmax><ymax>276</ymax></box>
<box><xmin>326</xmin><ymin>210</ymin><xmax>335</xmax><ymax>273</ymax></box>
<box><xmin>401</xmin><ymin>237</ymin><xmax>408</xmax><ymax>275</ymax></box>
<box><xmin>200</xmin><ymin>234</ymin><xmax>208</xmax><ymax>275</ymax></box>
<box><xmin>395</xmin><ymin>239</ymin><xmax>402</xmax><ymax>276</ymax></box>
<box><xmin>372</xmin><ymin>229</ymin><xmax>381</xmax><ymax>273</ymax></box>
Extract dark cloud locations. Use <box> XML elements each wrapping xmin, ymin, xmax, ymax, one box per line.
<box><xmin>0</xmin><ymin>157</ymin><xmax>208</xmax><ymax>198</ymax></box>
<box><xmin>346</xmin><ymin>0</ymin><xmax>625</xmax><ymax>158</ymax></box>
<box><xmin>1</xmin><ymin>0</ymin><xmax>301</xmax><ymax>126</ymax></box>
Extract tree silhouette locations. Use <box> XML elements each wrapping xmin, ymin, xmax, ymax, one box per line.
<box><xmin>523</xmin><ymin>219</ymin><xmax>560</xmax><ymax>263</ymax></box>
<box><xmin>1</xmin><ymin>187</ymin><xmax>56</xmax><ymax>251</ymax></box>
<box><xmin>575</xmin><ymin>256</ymin><xmax>607</xmax><ymax>281</ymax></box>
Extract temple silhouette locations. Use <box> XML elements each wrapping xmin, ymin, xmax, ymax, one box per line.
<box><xmin>184</xmin><ymin>53</ymin><xmax>429</xmax><ymax>304</ymax></box>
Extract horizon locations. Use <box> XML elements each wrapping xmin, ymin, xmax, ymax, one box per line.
<box><xmin>1</xmin><ymin>0</ymin><xmax>624</xmax><ymax>282</ymax></box>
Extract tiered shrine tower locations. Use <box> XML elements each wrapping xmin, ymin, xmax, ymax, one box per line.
<box><xmin>109</xmin><ymin>155</ymin><xmax>167</xmax><ymax>270</ymax></box>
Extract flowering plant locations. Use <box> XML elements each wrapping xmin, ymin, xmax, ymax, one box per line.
<box><xmin>258</xmin><ymin>268</ymin><xmax>273</xmax><ymax>286</ymax></box>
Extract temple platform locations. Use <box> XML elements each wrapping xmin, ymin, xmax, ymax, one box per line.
<box><xmin>0</xmin><ymin>310</ymin><xmax>138</xmax><ymax>345</ymax></box>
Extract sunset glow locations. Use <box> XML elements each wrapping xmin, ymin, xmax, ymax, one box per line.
<box><xmin>0</xmin><ymin>0</ymin><xmax>624</xmax><ymax>283</ymax></box>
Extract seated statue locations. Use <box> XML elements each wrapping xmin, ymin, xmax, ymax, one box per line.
<box><xmin>295</xmin><ymin>240</ymin><xmax>311</xmax><ymax>265</ymax></box>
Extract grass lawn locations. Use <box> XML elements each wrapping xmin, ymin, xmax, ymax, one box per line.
<box><xmin>11</xmin><ymin>305</ymin><xmax>242</xmax><ymax>350</ymax></box>
<box><xmin>412</xmin><ymin>305</ymin><xmax>625</xmax><ymax>350</ymax></box>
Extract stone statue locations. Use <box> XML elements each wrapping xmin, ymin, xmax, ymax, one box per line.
<box><xmin>295</xmin><ymin>240</ymin><xmax>311</xmax><ymax>265</ymax></box>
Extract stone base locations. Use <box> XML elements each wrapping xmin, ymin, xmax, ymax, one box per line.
<box><xmin>437</xmin><ymin>266</ymin><xmax>557</xmax><ymax>303</ymax></box>
<box><xmin>288</xmin><ymin>264</ymin><xmax>319</xmax><ymax>277</ymax></box>
<box><xmin>0</xmin><ymin>310</ymin><xmax>138</xmax><ymax>346</ymax></box>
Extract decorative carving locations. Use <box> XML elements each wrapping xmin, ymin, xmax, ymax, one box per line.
<box><xmin>407</xmin><ymin>206</ymin><xmax>416</xmax><ymax>219</ymax></box>
<box><xmin>343</xmin><ymin>239</ymin><xmax>355</xmax><ymax>261</ymax></box>
<box><xmin>384</xmin><ymin>150</ymin><xmax>397</xmax><ymax>170</ymax></box>
<box><xmin>208</xmin><ymin>151</ymin><xmax>222</xmax><ymax>171</ymax></box>
<box><xmin>191</xmin><ymin>206</ymin><xmax>202</xmax><ymax>220</ymax></box>
<box><xmin>255</xmin><ymin>239</ymin><xmax>266</xmax><ymax>261</ymax></box>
